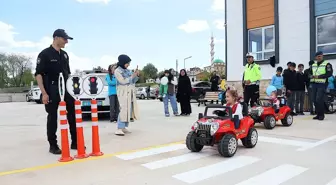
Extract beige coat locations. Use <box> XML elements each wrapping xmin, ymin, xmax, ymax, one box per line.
<box><xmin>114</xmin><ymin>68</ymin><xmax>139</xmax><ymax>122</ymax></box>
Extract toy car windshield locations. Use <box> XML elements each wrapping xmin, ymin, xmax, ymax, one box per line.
<box><xmin>258</xmin><ymin>98</ymin><xmax>273</xmax><ymax>107</ymax></box>
<box><xmin>203</xmin><ymin>105</ymin><xmax>233</xmax><ymax>119</ymax></box>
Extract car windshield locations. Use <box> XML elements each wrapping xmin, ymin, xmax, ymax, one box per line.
<box><xmin>97</xmin><ymin>74</ymin><xmax>108</xmax><ymax>86</ymax></box>
<box><xmin>205</xmin><ymin>107</ymin><xmax>230</xmax><ymax>119</ymax></box>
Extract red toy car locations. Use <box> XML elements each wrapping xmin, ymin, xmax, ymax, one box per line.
<box><xmin>186</xmin><ymin>104</ymin><xmax>258</xmax><ymax>157</ymax></box>
<box><xmin>249</xmin><ymin>97</ymin><xmax>293</xmax><ymax>129</ymax></box>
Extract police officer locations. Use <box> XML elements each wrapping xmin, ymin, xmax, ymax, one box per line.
<box><xmin>242</xmin><ymin>53</ymin><xmax>262</xmax><ymax>106</ymax></box>
<box><xmin>35</xmin><ymin>29</ymin><xmax>78</xmax><ymax>154</ymax></box>
<box><xmin>310</xmin><ymin>51</ymin><xmax>333</xmax><ymax>121</ymax></box>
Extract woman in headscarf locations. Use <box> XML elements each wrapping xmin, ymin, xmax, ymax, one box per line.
<box><xmin>113</xmin><ymin>54</ymin><xmax>139</xmax><ymax>136</ymax></box>
<box><xmin>106</xmin><ymin>64</ymin><xmax>119</xmax><ymax>122</ymax></box>
<box><xmin>176</xmin><ymin>69</ymin><xmax>192</xmax><ymax>116</ymax></box>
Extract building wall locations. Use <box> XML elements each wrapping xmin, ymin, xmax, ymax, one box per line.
<box><xmin>247</xmin><ymin>0</ymin><xmax>274</xmax><ymax>29</ymax></box>
<box><xmin>227</xmin><ymin>0</ymin><xmax>245</xmax><ymax>81</ymax></box>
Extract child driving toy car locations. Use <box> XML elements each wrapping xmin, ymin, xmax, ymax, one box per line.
<box><xmin>266</xmin><ymin>85</ymin><xmax>280</xmax><ymax>113</ymax></box>
<box><xmin>213</xmin><ymin>90</ymin><xmax>243</xmax><ymax>129</ymax></box>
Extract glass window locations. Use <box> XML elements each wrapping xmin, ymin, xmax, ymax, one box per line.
<box><xmin>316</xmin><ymin>13</ymin><xmax>336</xmax><ymax>55</ymax></box>
<box><xmin>248</xmin><ymin>25</ymin><xmax>275</xmax><ymax>61</ymax></box>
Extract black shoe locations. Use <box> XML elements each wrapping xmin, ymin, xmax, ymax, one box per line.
<box><xmin>318</xmin><ymin>116</ymin><xmax>324</xmax><ymax>121</ymax></box>
<box><xmin>49</xmin><ymin>145</ymin><xmax>62</xmax><ymax>155</ymax></box>
<box><xmin>130</xmin><ymin>118</ymin><xmax>134</xmax><ymax>122</ymax></box>
<box><xmin>291</xmin><ymin>112</ymin><xmax>298</xmax><ymax>116</ymax></box>
<box><xmin>71</xmin><ymin>143</ymin><xmax>86</xmax><ymax>150</ymax></box>
<box><xmin>180</xmin><ymin>113</ymin><xmax>186</xmax><ymax>116</ymax></box>
<box><xmin>313</xmin><ymin>116</ymin><xmax>319</xmax><ymax>120</ymax></box>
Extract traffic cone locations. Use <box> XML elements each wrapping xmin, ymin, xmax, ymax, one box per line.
<box><xmin>90</xmin><ymin>99</ymin><xmax>104</xmax><ymax>156</ymax></box>
<box><xmin>58</xmin><ymin>101</ymin><xmax>74</xmax><ymax>162</ymax></box>
<box><xmin>74</xmin><ymin>100</ymin><xmax>89</xmax><ymax>159</ymax></box>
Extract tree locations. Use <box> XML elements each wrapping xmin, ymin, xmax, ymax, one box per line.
<box><xmin>157</xmin><ymin>70</ymin><xmax>165</xmax><ymax>79</ymax></box>
<box><xmin>142</xmin><ymin>63</ymin><xmax>158</xmax><ymax>80</ymax></box>
<box><xmin>137</xmin><ymin>70</ymin><xmax>146</xmax><ymax>83</ymax></box>
<box><xmin>5</xmin><ymin>53</ymin><xmax>32</xmax><ymax>87</ymax></box>
<box><xmin>0</xmin><ymin>53</ymin><xmax>9</xmax><ymax>88</ymax></box>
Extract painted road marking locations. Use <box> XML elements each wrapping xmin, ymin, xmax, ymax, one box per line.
<box><xmin>142</xmin><ymin>150</ymin><xmax>216</xmax><ymax>170</ymax></box>
<box><xmin>234</xmin><ymin>164</ymin><xmax>308</xmax><ymax>185</ymax></box>
<box><xmin>297</xmin><ymin>135</ymin><xmax>336</xmax><ymax>151</ymax></box>
<box><xmin>172</xmin><ymin>156</ymin><xmax>261</xmax><ymax>184</ymax></box>
<box><xmin>116</xmin><ymin>144</ymin><xmax>186</xmax><ymax>160</ymax></box>
<box><xmin>326</xmin><ymin>177</ymin><xmax>336</xmax><ymax>185</ymax></box>
<box><xmin>0</xmin><ymin>141</ymin><xmax>183</xmax><ymax>177</ymax></box>
<box><xmin>258</xmin><ymin>136</ymin><xmax>311</xmax><ymax>147</ymax></box>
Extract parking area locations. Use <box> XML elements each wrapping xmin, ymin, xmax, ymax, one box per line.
<box><xmin>1</xmin><ymin>100</ymin><xmax>336</xmax><ymax>185</ymax></box>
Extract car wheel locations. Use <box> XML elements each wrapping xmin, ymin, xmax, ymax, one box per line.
<box><xmin>26</xmin><ymin>95</ymin><xmax>30</xmax><ymax>102</ymax></box>
<box><xmin>140</xmin><ymin>94</ymin><xmax>145</xmax><ymax>99</ymax></box>
<box><xmin>218</xmin><ymin>134</ymin><xmax>237</xmax><ymax>157</ymax></box>
<box><xmin>241</xmin><ymin>128</ymin><xmax>258</xmax><ymax>148</ymax></box>
<box><xmin>264</xmin><ymin>115</ymin><xmax>276</xmax><ymax>129</ymax></box>
<box><xmin>186</xmin><ymin>131</ymin><xmax>204</xmax><ymax>152</ymax></box>
<box><xmin>281</xmin><ymin>113</ymin><xmax>293</xmax><ymax>126</ymax></box>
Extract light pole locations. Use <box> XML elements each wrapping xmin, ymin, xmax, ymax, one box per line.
<box><xmin>224</xmin><ymin>0</ymin><xmax>228</xmax><ymax>80</ymax></box>
<box><xmin>184</xmin><ymin>56</ymin><xmax>192</xmax><ymax>69</ymax></box>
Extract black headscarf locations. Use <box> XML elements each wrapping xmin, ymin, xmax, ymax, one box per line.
<box><xmin>117</xmin><ymin>54</ymin><xmax>131</xmax><ymax>69</ymax></box>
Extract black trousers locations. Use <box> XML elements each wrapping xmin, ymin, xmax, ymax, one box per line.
<box><xmin>109</xmin><ymin>95</ymin><xmax>120</xmax><ymax>121</ymax></box>
<box><xmin>179</xmin><ymin>94</ymin><xmax>192</xmax><ymax>114</ymax></box>
<box><xmin>45</xmin><ymin>84</ymin><xmax>76</xmax><ymax>147</ymax></box>
<box><xmin>311</xmin><ymin>83</ymin><xmax>326</xmax><ymax>117</ymax></box>
<box><xmin>244</xmin><ymin>85</ymin><xmax>259</xmax><ymax>106</ymax></box>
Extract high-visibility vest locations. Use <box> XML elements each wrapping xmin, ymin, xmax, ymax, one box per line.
<box><xmin>243</xmin><ymin>63</ymin><xmax>261</xmax><ymax>84</ymax></box>
<box><xmin>311</xmin><ymin>61</ymin><xmax>328</xmax><ymax>83</ymax></box>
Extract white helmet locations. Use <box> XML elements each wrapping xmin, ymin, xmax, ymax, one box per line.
<box><xmin>246</xmin><ymin>52</ymin><xmax>254</xmax><ymax>57</ymax></box>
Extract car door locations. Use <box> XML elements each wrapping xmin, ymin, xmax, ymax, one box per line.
<box><xmin>192</xmin><ymin>82</ymin><xmax>211</xmax><ymax>99</ymax></box>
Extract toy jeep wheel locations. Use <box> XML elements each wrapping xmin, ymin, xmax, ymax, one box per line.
<box><xmin>264</xmin><ymin>115</ymin><xmax>276</xmax><ymax>129</ymax></box>
<box><xmin>186</xmin><ymin>131</ymin><xmax>204</xmax><ymax>152</ymax></box>
<box><xmin>218</xmin><ymin>134</ymin><xmax>237</xmax><ymax>157</ymax></box>
<box><xmin>281</xmin><ymin>113</ymin><xmax>293</xmax><ymax>126</ymax></box>
<box><xmin>241</xmin><ymin>128</ymin><xmax>258</xmax><ymax>148</ymax></box>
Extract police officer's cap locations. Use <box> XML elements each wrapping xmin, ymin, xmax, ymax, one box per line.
<box><xmin>315</xmin><ymin>51</ymin><xmax>323</xmax><ymax>56</ymax></box>
<box><xmin>53</xmin><ymin>29</ymin><xmax>73</xmax><ymax>40</ymax></box>
<box><xmin>246</xmin><ymin>52</ymin><xmax>253</xmax><ymax>57</ymax></box>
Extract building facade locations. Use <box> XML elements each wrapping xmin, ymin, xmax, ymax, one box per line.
<box><xmin>227</xmin><ymin>0</ymin><xmax>336</xmax><ymax>81</ymax></box>
<box><xmin>204</xmin><ymin>59</ymin><xmax>226</xmax><ymax>76</ymax></box>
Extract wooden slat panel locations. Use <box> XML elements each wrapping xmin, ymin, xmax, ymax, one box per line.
<box><xmin>247</xmin><ymin>0</ymin><xmax>275</xmax><ymax>29</ymax></box>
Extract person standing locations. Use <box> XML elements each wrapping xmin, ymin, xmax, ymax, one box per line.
<box><xmin>270</xmin><ymin>67</ymin><xmax>283</xmax><ymax>96</ymax></box>
<box><xmin>159</xmin><ymin>70</ymin><xmax>179</xmax><ymax>117</ymax></box>
<box><xmin>106</xmin><ymin>64</ymin><xmax>119</xmax><ymax>122</ymax></box>
<box><xmin>295</xmin><ymin>64</ymin><xmax>305</xmax><ymax>115</ymax></box>
<box><xmin>284</xmin><ymin>62</ymin><xmax>298</xmax><ymax>115</ymax></box>
<box><xmin>304</xmin><ymin>60</ymin><xmax>315</xmax><ymax>115</ymax></box>
<box><xmin>242</xmin><ymin>53</ymin><xmax>262</xmax><ymax>107</ymax></box>
<box><xmin>114</xmin><ymin>54</ymin><xmax>139</xmax><ymax>136</ymax></box>
<box><xmin>146</xmin><ymin>85</ymin><xmax>151</xmax><ymax>99</ymax></box>
<box><xmin>210</xmin><ymin>71</ymin><xmax>220</xmax><ymax>91</ymax></box>
<box><xmin>177</xmin><ymin>69</ymin><xmax>192</xmax><ymax>116</ymax></box>
<box><xmin>35</xmin><ymin>29</ymin><xmax>77</xmax><ymax>154</ymax></box>
<box><xmin>310</xmin><ymin>51</ymin><xmax>333</xmax><ymax>120</ymax></box>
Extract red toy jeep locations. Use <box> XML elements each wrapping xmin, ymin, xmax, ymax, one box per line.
<box><xmin>186</xmin><ymin>104</ymin><xmax>258</xmax><ymax>157</ymax></box>
<box><xmin>249</xmin><ymin>97</ymin><xmax>293</xmax><ymax>129</ymax></box>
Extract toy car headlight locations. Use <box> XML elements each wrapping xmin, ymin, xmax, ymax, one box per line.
<box><xmin>210</xmin><ymin>122</ymin><xmax>219</xmax><ymax>136</ymax></box>
<box><xmin>251</xmin><ymin>106</ymin><xmax>264</xmax><ymax>116</ymax></box>
<box><xmin>192</xmin><ymin>122</ymin><xmax>199</xmax><ymax>130</ymax></box>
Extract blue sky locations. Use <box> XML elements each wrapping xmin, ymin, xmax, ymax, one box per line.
<box><xmin>0</xmin><ymin>0</ymin><xmax>224</xmax><ymax>72</ymax></box>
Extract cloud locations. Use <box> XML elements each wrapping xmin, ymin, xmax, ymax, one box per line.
<box><xmin>0</xmin><ymin>20</ymin><xmax>116</xmax><ymax>73</ymax></box>
<box><xmin>212</xmin><ymin>0</ymin><xmax>224</xmax><ymax>12</ymax></box>
<box><xmin>214</xmin><ymin>38</ymin><xmax>225</xmax><ymax>43</ymax></box>
<box><xmin>76</xmin><ymin>0</ymin><xmax>110</xmax><ymax>4</ymax></box>
<box><xmin>178</xmin><ymin>20</ymin><xmax>209</xmax><ymax>33</ymax></box>
<box><xmin>213</xmin><ymin>19</ymin><xmax>225</xmax><ymax>30</ymax></box>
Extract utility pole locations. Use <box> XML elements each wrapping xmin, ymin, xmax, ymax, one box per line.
<box><xmin>224</xmin><ymin>0</ymin><xmax>228</xmax><ymax>80</ymax></box>
<box><xmin>176</xmin><ymin>59</ymin><xmax>178</xmax><ymax>77</ymax></box>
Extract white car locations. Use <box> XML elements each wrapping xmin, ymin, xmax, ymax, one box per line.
<box><xmin>31</xmin><ymin>87</ymin><xmax>42</xmax><ymax>103</ymax></box>
<box><xmin>79</xmin><ymin>71</ymin><xmax>110</xmax><ymax>116</ymax></box>
<box><xmin>136</xmin><ymin>87</ymin><xmax>156</xmax><ymax>99</ymax></box>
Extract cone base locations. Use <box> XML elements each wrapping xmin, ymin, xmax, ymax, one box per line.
<box><xmin>74</xmin><ymin>154</ymin><xmax>89</xmax><ymax>159</ymax></box>
<box><xmin>58</xmin><ymin>156</ymin><xmax>74</xmax><ymax>162</ymax></box>
<box><xmin>90</xmin><ymin>151</ymin><xmax>104</xmax><ymax>157</ymax></box>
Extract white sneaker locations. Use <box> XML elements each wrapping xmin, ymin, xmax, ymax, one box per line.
<box><xmin>122</xmin><ymin>128</ymin><xmax>131</xmax><ymax>134</ymax></box>
<box><xmin>115</xmin><ymin>129</ymin><xmax>125</xmax><ymax>136</ymax></box>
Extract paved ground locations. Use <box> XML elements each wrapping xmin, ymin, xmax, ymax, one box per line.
<box><xmin>0</xmin><ymin>100</ymin><xmax>336</xmax><ymax>185</ymax></box>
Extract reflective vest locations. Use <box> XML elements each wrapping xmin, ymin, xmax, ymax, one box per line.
<box><xmin>311</xmin><ymin>61</ymin><xmax>328</xmax><ymax>83</ymax></box>
<box><xmin>243</xmin><ymin>63</ymin><xmax>261</xmax><ymax>84</ymax></box>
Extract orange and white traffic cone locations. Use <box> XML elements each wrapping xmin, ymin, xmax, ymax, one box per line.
<box><xmin>58</xmin><ymin>101</ymin><xmax>74</xmax><ymax>162</ymax></box>
<box><xmin>90</xmin><ymin>99</ymin><xmax>104</xmax><ymax>156</ymax></box>
<box><xmin>74</xmin><ymin>99</ymin><xmax>89</xmax><ymax>159</ymax></box>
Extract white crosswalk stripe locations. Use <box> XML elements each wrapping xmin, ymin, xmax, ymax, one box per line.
<box><xmin>114</xmin><ymin>135</ymin><xmax>331</xmax><ymax>184</ymax></box>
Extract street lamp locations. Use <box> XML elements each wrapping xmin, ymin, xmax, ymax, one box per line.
<box><xmin>224</xmin><ymin>0</ymin><xmax>228</xmax><ymax>80</ymax></box>
<box><xmin>184</xmin><ymin>56</ymin><xmax>192</xmax><ymax>69</ymax></box>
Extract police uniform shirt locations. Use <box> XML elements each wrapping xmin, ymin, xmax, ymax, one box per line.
<box><xmin>35</xmin><ymin>45</ymin><xmax>71</xmax><ymax>91</ymax></box>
